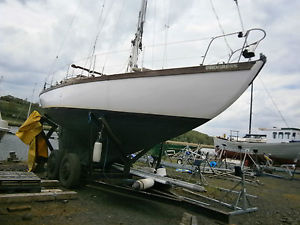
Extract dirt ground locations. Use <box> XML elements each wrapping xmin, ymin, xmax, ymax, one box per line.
<box><xmin>0</xmin><ymin>161</ymin><xmax>300</xmax><ymax>225</ymax></box>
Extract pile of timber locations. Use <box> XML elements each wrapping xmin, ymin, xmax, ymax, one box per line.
<box><xmin>0</xmin><ymin>171</ymin><xmax>41</xmax><ymax>193</ymax></box>
<box><xmin>0</xmin><ymin>171</ymin><xmax>77</xmax><ymax>203</ymax></box>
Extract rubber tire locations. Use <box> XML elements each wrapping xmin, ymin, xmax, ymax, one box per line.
<box><xmin>59</xmin><ymin>153</ymin><xmax>81</xmax><ymax>188</ymax></box>
<box><xmin>177</xmin><ymin>159</ymin><xmax>183</xmax><ymax>165</ymax></box>
<box><xmin>47</xmin><ymin>150</ymin><xmax>63</xmax><ymax>179</ymax></box>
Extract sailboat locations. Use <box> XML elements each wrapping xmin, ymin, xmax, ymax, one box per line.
<box><xmin>40</xmin><ymin>1</ymin><xmax>266</xmax><ymax>170</ymax></box>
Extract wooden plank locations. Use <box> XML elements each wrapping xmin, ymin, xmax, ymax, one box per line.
<box><xmin>41</xmin><ymin>180</ymin><xmax>60</xmax><ymax>188</ymax></box>
<box><xmin>41</xmin><ymin>189</ymin><xmax>63</xmax><ymax>193</ymax></box>
<box><xmin>0</xmin><ymin>172</ymin><xmax>41</xmax><ymax>182</ymax></box>
<box><xmin>0</xmin><ymin>191</ymin><xmax>77</xmax><ymax>203</ymax></box>
<box><xmin>0</xmin><ymin>171</ymin><xmax>41</xmax><ymax>192</ymax></box>
<box><xmin>7</xmin><ymin>205</ymin><xmax>32</xmax><ymax>212</ymax></box>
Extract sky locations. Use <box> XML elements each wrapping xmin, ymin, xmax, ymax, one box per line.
<box><xmin>0</xmin><ymin>0</ymin><xmax>299</xmax><ymax>137</ymax></box>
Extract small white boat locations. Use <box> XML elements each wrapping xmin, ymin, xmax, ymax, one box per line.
<box><xmin>214</xmin><ymin>127</ymin><xmax>300</xmax><ymax>164</ymax></box>
<box><xmin>0</xmin><ymin>112</ymin><xmax>9</xmax><ymax>141</ymax></box>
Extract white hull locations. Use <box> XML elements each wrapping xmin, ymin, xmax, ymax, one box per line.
<box><xmin>40</xmin><ymin>60</ymin><xmax>264</xmax><ymax>120</ymax></box>
<box><xmin>214</xmin><ymin>137</ymin><xmax>300</xmax><ymax>163</ymax></box>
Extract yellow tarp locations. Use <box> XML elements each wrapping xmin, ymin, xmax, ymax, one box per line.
<box><xmin>16</xmin><ymin>110</ymin><xmax>48</xmax><ymax>171</ymax></box>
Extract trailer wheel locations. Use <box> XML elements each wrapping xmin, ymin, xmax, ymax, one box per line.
<box><xmin>177</xmin><ymin>159</ymin><xmax>183</xmax><ymax>164</ymax></box>
<box><xmin>59</xmin><ymin>153</ymin><xmax>81</xmax><ymax>188</ymax></box>
<box><xmin>47</xmin><ymin>150</ymin><xmax>63</xmax><ymax>179</ymax></box>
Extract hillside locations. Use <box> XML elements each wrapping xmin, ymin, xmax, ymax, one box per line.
<box><xmin>0</xmin><ymin>95</ymin><xmax>44</xmax><ymax>125</ymax></box>
<box><xmin>171</xmin><ymin>130</ymin><xmax>213</xmax><ymax>145</ymax></box>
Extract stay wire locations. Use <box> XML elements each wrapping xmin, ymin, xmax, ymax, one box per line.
<box><xmin>87</xmin><ymin>0</ymin><xmax>106</xmax><ymax>74</ymax></box>
<box><xmin>101</xmin><ymin>0</ymin><xmax>125</xmax><ymax>74</ymax></box>
<box><xmin>258</xmin><ymin>77</ymin><xmax>289</xmax><ymax>128</ymax></box>
<box><xmin>234</xmin><ymin>0</ymin><xmax>245</xmax><ymax>32</ymax></box>
<box><xmin>162</xmin><ymin>0</ymin><xmax>170</xmax><ymax>69</ymax></box>
<box><xmin>47</xmin><ymin>0</ymin><xmax>83</xmax><ymax>85</ymax></box>
<box><xmin>151</xmin><ymin>0</ymin><xmax>157</xmax><ymax>68</ymax></box>
<box><xmin>209</xmin><ymin>0</ymin><xmax>233</xmax><ymax>54</ymax></box>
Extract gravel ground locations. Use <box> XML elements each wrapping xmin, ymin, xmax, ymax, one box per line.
<box><xmin>0</xmin><ymin>161</ymin><xmax>300</xmax><ymax>225</ymax></box>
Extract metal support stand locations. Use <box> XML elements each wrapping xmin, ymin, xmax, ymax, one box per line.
<box><xmin>223</xmin><ymin>166</ymin><xmax>258</xmax><ymax>215</ymax></box>
<box><xmin>190</xmin><ymin>159</ymin><xmax>208</xmax><ymax>186</ymax></box>
<box><xmin>240</xmin><ymin>149</ymin><xmax>260</xmax><ymax>171</ymax></box>
<box><xmin>280</xmin><ymin>164</ymin><xmax>296</xmax><ymax>180</ymax></box>
<box><xmin>40</xmin><ymin>115</ymin><xmax>58</xmax><ymax>152</ymax></box>
<box><xmin>155</xmin><ymin>143</ymin><xmax>164</xmax><ymax>170</ymax></box>
<box><xmin>216</xmin><ymin>144</ymin><xmax>228</xmax><ymax>169</ymax></box>
<box><xmin>88</xmin><ymin>112</ymin><xmax>152</xmax><ymax>177</ymax></box>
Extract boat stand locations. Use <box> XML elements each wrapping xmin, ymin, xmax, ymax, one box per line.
<box><xmin>240</xmin><ymin>149</ymin><xmax>261</xmax><ymax>172</ymax></box>
<box><xmin>280</xmin><ymin>164</ymin><xmax>297</xmax><ymax>180</ymax></box>
<box><xmin>39</xmin><ymin>115</ymin><xmax>58</xmax><ymax>152</ymax></box>
<box><xmin>215</xmin><ymin>144</ymin><xmax>229</xmax><ymax>169</ymax></box>
<box><xmin>261</xmin><ymin>164</ymin><xmax>298</xmax><ymax>180</ymax></box>
<box><xmin>187</xmin><ymin>157</ymin><xmax>209</xmax><ymax>186</ymax></box>
<box><xmin>222</xmin><ymin>166</ymin><xmax>258</xmax><ymax>215</ymax></box>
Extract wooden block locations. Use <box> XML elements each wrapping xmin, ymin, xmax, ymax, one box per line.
<box><xmin>55</xmin><ymin>191</ymin><xmax>78</xmax><ymax>200</ymax></box>
<box><xmin>180</xmin><ymin>212</ymin><xmax>198</xmax><ymax>225</ymax></box>
<box><xmin>41</xmin><ymin>189</ymin><xmax>63</xmax><ymax>193</ymax></box>
<box><xmin>181</xmin><ymin>212</ymin><xmax>192</xmax><ymax>225</ymax></box>
<box><xmin>0</xmin><ymin>193</ymin><xmax>55</xmax><ymax>203</ymax></box>
<box><xmin>7</xmin><ymin>205</ymin><xmax>32</xmax><ymax>212</ymax></box>
<box><xmin>0</xmin><ymin>191</ymin><xmax>77</xmax><ymax>203</ymax></box>
<box><xmin>0</xmin><ymin>171</ymin><xmax>41</xmax><ymax>192</ymax></box>
<box><xmin>41</xmin><ymin>180</ymin><xmax>60</xmax><ymax>188</ymax></box>
<box><xmin>191</xmin><ymin>215</ymin><xmax>198</xmax><ymax>225</ymax></box>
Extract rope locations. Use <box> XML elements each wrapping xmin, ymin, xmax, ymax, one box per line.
<box><xmin>209</xmin><ymin>0</ymin><xmax>233</xmax><ymax>54</ymax></box>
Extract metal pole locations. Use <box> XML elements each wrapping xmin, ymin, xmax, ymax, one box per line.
<box><xmin>155</xmin><ymin>142</ymin><xmax>164</xmax><ymax>170</ymax></box>
<box><xmin>248</xmin><ymin>83</ymin><xmax>253</xmax><ymax>134</ymax></box>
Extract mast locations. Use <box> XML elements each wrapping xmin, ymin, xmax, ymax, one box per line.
<box><xmin>127</xmin><ymin>0</ymin><xmax>148</xmax><ymax>72</ymax></box>
<box><xmin>248</xmin><ymin>83</ymin><xmax>253</xmax><ymax>134</ymax></box>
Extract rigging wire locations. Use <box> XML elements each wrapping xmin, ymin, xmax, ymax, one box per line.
<box><xmin>86</xmin><ymin>0</ymin><xmax>106</xmax><ymax>75</ymax></box>
<box><xmin>151</xmin><ymin>0</ymin><xmax>157</xmax><ymax>68</ymax></box>
<box><xmin>101</xmin><ymin>0</ymin><xmax>125</xmax><ymax>74</ymax></box>
<box><xmin>46</xmin><ymin>0</ymin><xmax>83</xmax><ymax>86</ymax></box>
<box><xmin>258</xmin><ymin>77</ymin><xmax>290</xmax><ymax>128</ymax></box>
<box><xmin>162</xmin><ymin>0</ymin><xmax>170</xmax><ymax>69</ymax></box>
<box><xmin>209</xmin><ymin>0</ymin><xmax>233</xmax><ymax>54</ymax></box>
<box><xmin>233</xmin><ymin>0</ymin><xmax>245</xmax><ymax>32</ymax></box>
<box><xmin>48</xmin><ymin>35</ymin><xmax>213</xmax><ymax>76</ymax></box>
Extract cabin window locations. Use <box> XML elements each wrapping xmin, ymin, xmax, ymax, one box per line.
<box><xmin>285</xmin><ymin>132</ymin><xmax>290</xmax><ymax>139</ymax></box>
<box><xmin>273</xmin><ymin>132</ymin><xmax>277</xmax><ymax>139</ymax></box>
<box><xmin>278</xmin><ymin>132</ymin><xmax>283</xmax><ymax>139</ymax></box>
<box><xmin>292</xmin><ymin>133</ymin><xmax>296</xmax><ymax>139</ymax></box>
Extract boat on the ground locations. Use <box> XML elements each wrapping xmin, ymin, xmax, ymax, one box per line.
<box><xmin>39</xmin><ymin>0</ymin><xmax>267</xmax><ymax>187</ymax></box>
<box><xmin>0</xmin><ymin>112</ymin><xmax>9</xmax><ymax>141</ymax></box>
<box><xmin>214</xmin><ymin>127</ymin><xmax>300</xmax><ymax>165</ymax></box>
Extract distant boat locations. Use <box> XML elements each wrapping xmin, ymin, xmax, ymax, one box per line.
<box><xmin>0</xmin><ymin>112</ymin><xmax>9</xmax><ymax>141</ymax></box>
<box><xmin>39</xmin><ymin>0</ymin><xmax>267</xmax><ymax>167</ymax></box>
<box><xmin>214</xmin><ymin>127</ymin><xmax>300</xmax><ymax>165</ymax></box>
